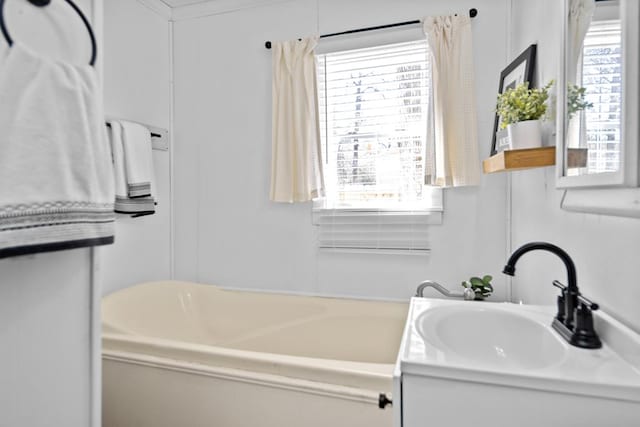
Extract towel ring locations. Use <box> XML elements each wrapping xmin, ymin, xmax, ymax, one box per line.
<box><xmin>0</xmin><ymin>0</ymin><xmax>97</xmax><ymax>66</ymax></box>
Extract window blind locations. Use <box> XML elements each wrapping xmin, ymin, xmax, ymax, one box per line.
<box><xmin>312</xmin><ymin>188</ymin><xmax>442</xmax><ymax>254</ymax></box>
<box><xmin>314</xmin><ymin>40</ymin><xmax>442</xmax><ymax>253</ymax></box>
<box><xmin>317</xmin><ymin>40</ymin><xmax>434</xmax><ymax>208</ymax></box>
<box><xmin>312</xmin><ymin>209</ymin><xmax>440</xmax><ymax>254</ymax></box>
<box><xmin>582</xmin><ymin>20</ymin><xmax>622</xmax><ymax>173</ymax></box>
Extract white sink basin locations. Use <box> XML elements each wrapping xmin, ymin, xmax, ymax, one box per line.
<box><xmin>394</xmin><ymin>298</ymin><xmax>640</xmax><ymax>426</ymax></box>
<box><xmin>397</xmin><ymin>298</ymin><xmax>640</xmax><ymax>403</ymax></box>
<box><xmin>416</xmin><ymin>305</ymin><xmax>567</xmax><ymax>370</ymax></box>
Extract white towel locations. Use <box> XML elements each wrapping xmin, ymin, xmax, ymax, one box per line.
<box><xmin>121</xmin><ymin>121</ymin><xmax>155</xmax><ymax>198</ymax></box>
<box><xmin>108</xmin><ymin>121</ymin><xmax>155</xmax><ymax>216</ymax></box>
<box><xmin>0</xmin><ymin>42</ymin><xmax>115</xmax><ymax>258</ymax></box>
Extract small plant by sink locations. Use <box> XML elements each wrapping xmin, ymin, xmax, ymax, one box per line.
<box><xmin>461</xmin><ymin>275</ymin><xmax>493</xmax><ymax>300</ymax></box>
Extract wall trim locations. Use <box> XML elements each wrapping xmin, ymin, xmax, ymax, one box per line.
<box><xmin>171</xmin><ymin>0</ymin><xmax>294</xmax><ymax>21</ymax></box>
<box><xmin>137</xmin><ymin>0</ymin><xmax>172</xmax><ymax>19</ymax></box>
<box><xmin>89</xmin><ymin>248</ymin><xmax>102</xmax><ymax>427</ymax></box>
<box><xmin>90</xmin><ymin>5</ymin><xmax>102</xmax><ymax>427</ymax></box>
<box><xmin>505</xmin><ymin>0</ymin><xmax>513</xmax><ymax>303</ymax></box>
<box><xmin>169</xmin><ymin>20</ymin><xmax>175</xmax><ymax>279</ymax></box>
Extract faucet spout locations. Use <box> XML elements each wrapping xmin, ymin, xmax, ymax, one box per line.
<box><xmin>503</xmin><ymin>242</ymin><xmax>578</xmax><ymax>292</ymax></box>
<box><xmin>416</xmin><ymin>280</ymin><xmax>475</xmax><ymax>300</ymax></box>
<box><xmin>416</xmin><ymin>280</ymin><xmax>461</xmax><ymax>298</ymax></box>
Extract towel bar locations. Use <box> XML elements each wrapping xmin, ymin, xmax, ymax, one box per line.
<box><xmin>105</xmin><ymin>121</ymin><xmax>169</xmax><ymax>151</ymax></box>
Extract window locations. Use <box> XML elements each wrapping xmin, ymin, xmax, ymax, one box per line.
<box><xmin>313</xmin><ymin>40</ymin><xmax>442</xmax><ymax>253</ymax></box>
<box><xmin>582</xmin><ymin>19</ymin><xmax>622</xmax><ymax>174</ymax></box>
<box><xmin>316</xmin><ymin>40</ymin><xmax>440</xmax><ymax>211</ymax></box>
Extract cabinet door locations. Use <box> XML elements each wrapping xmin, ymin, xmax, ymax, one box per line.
<box><xmin>400</xmin><ymin>374</ymin><xmax>640</xmax><ymax>426</ymax></box>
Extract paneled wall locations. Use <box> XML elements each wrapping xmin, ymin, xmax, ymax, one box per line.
<box><xmin>172</xmin><ymin>0</ymin><xmax>510</xmax><ymax>301</ymax></box>
<box><xmin>101</xmin><ymin>0</ymin><xmax>172</xmax><ymax>295</ymax></box>
<box><xmin>99</xmin><ymin>0</ymin><xmax>640</xmax><ymax>334</ymax></box>
<box><xmin>509</xmin><ymin>0</ymin><xmax>640</xmax><ymax>333</ymax></box>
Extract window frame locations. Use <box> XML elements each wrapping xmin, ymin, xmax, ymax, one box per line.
<box><xmin>314</xmin><ymin>37</ymin><xmax>443</xmax><ymax>218</ymax></box>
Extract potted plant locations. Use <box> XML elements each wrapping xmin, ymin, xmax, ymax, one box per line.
<box><xmin>461</xmin><ymin>275</ymin><xmax>493</xmax><ymax>300</ymax></box>
<box><xmin>496</xmin><ymin>81</ymin><xmax>553</xmax><ymax>149</ymax></box>
<box><xmin>567</xmin><ymin>84</ymin><xmax>592</xmax><ymax>119</ymax></box>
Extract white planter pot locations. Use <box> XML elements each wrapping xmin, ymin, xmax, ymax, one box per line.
<box><xmin>506</xmin><ymin>120</ymin><xmax>543</xmax><ymax>150</ymax></box>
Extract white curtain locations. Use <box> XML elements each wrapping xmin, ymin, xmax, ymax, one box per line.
<box><xmin>568</xmin><ymin>0</ymin><xmax>596</xmax><ymax>83</ymax></box>
<box><xmin>270</xmin><ymin>36</ymin><xmax>325</xmax><ymax>203</ymax></box>
<box><xmin>566</xmin><ymin>0</ymin><xmax>595</xmax><ymax>150</ymax></box>
<box><xmin>423</xmin><ymin>15</ymin><xmax>480</xmax><ymax>187</ymax></box>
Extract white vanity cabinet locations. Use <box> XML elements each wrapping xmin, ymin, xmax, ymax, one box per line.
<box><xmin>393</xmin><ymin>298</ymin><xmax>640</xmax><ymax>427</ymax></box>
<box><xmin>395</xmin><ymin>370</ymin><xmax>640</xmax><ymax>426</ymax></box>
<box><xmin>0</xmin><ymin>2</ymin><xmax>102</xmax><ymax>426</ymax></box>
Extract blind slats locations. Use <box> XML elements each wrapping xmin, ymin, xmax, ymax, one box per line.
<box><xmin>318</xmin><ymin>40</ymin><xmax>431</xmax><ymax>207</ymax></box>
<box><xmin>313</xmin><ymin>208</ymin><xmax>440</xmax><ymax>252</ymax></box>
<box><xmin>582</xmin><ymin>19</ymin><xmax>622</xmax><ymax>174</ymax></box>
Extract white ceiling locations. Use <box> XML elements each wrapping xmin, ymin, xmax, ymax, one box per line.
<box><xmin>159</xmin><ymin>0</ymin><xmax>212</xmax><ymax>7</ymax></box>
<box><xmin>153</xmin><ymin>0</ymin><xmax>278</xmax><ymax>20</ymax></box>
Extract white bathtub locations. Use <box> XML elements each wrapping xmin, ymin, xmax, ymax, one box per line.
<box><xmin>102</xmin><ymin>281</ymin><xmax>409</xmax><ymax>427</ymax></box>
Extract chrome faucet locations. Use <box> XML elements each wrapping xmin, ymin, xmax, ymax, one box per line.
<box><xmin>416</xmin><ymin>280</ymin><xmax>475</xmax><ymax>300</ymax></box>
<box><xmin>503</xmin><ymin>242</ymin><xmax>601</xmax><ymax>349</ymax></box>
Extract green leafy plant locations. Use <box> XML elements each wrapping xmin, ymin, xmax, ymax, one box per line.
<box><xmin>496</xmin><ymin>81</ymin><xmax>554</xmax><ymax>129</ymax></box>
<box><xmin>567</xmin><ymin>84</ymin><xmax>593</xmax><ymax>119</ymax></box>
<box><xmin>461</xmin><ymin>275</ymin><xmax>493</xmax><ymax>300</ymax></box>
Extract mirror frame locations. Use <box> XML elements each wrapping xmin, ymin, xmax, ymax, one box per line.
<box><xmin>556</xmin><ymin>0</ymin><xmax>639</xmax><ymax>189</ymax></box>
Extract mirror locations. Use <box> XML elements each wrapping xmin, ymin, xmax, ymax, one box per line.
<box><xmin>557</xmin><ymin>0</ymin><xmax>639</xmax><ymax>188</ymax></box>
<box><xmin>566</xmin><ymin>0</ymin><xmax>621</xmax><ymax>177</ymax></box>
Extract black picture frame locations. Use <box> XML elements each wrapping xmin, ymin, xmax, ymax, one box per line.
<box><xmin>490</xmin><ymin>44</ymin><xmax>537</xmax><ymax>156</ymax></box>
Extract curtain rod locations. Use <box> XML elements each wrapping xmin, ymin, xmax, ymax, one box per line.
<box><xmin>264</xmin><ymin>8</ymin><xmax>478</xmax><ymax>49</ymax></box>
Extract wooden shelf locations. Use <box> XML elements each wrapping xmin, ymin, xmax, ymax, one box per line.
<box><xmin>482</xmin><ymin>147</ymin><xmax>589</xmax><ymax>174</ymax></box>
<box><xmin>483</xmin><ymin>147</ymin><xmax>556</xmax><ymax>174</ymax></box>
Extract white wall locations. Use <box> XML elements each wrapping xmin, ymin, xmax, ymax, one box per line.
<box><xmin>0</xmin><ymin>1</ymin><xmax>99</xmax><ymax>426</ymax></box>
<box><xmin>509</xmin><ymin>0</ymin><xmax>640</xmax><ymax>333</ymax></box>
<box><xmin>101</xmin><ymin>0</ymin><xmax>172</xmax><ymax>295</ymax></box>
<box><xmin>172</xmin><ymin>0</ymin><xmax>510</xmax><ymax>301</ymax></box>
<box><xmin>97</xmin><ymin>0</ymin><xmax>640</xmax><ymax>337</ymax></box>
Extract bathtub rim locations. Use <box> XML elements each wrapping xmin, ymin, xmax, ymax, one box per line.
<box><xmin>103</xmin><ymin>331</ymin><xmax>395</xmax><ymax>393</ymax></box>
<box><xmin>102</xmin><ymin>349</ymin><xmax>389</xmax><ymax>407</ymax></box>
<box><xmin>103</xmin><ymin>279</ymin><xmax>408</xmax><ymax>305</ymax></box>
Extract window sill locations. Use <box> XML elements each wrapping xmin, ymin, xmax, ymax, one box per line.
<box><xmin>311</xmin><ymin>208</ymin><xmax>443</xmax><ymax>226</ymax></box>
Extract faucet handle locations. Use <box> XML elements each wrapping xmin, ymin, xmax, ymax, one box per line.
<box><xmin>552</xmin><ymin>280</ymin><xmax>567</xmax><ymax>291</ymax></box>
<box><xmin>577</xmin><ymin>294</ymin><xmax>599</xmax><ymax>311</ymax></box>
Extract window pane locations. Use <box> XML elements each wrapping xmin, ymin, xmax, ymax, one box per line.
<box><xmin>582</xmin><ymin>19</ymin><xmax>622</xmax><ymax>174</ymax></box>
<box><xmin>317</xmin><ymin>40</ymin><xmax>431</xmax><ymax>209</ymax></box>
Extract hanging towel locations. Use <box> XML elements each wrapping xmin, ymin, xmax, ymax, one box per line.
<box><xmin>120</xmin><ymin>120</ymin><xmax>154</xmax><ymax>198</ymax></box>
<box><xmin>0</xmin><ymin>43</ymin><xmax>115</xmax><ymax>258</ymax></box>
<box><xmin>108</xmin><ymin>121</ymin><xmax>155</xmax><ymax>216</ymax></box>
